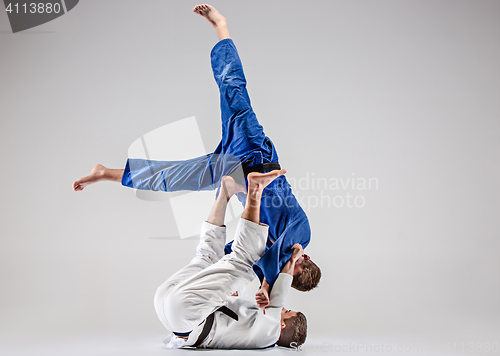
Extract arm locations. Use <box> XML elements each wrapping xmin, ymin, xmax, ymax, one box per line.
<box><xmin>255</xmin><ymin>244</ymin><xmax>304</xmax><ymax>309</ymax></box>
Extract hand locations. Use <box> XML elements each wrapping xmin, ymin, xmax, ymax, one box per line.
<box><xmin>280</xmin><ymin>245</ymin><xmax>304</xmax><ymax>276</ymax></box>
<box><xmin>255</xmin><ymin>287</ymin><xmax>270</xmax><ymax>312</ymax></box>
<box><xmin>291</xmin><ymin>243</ymin><xmax>304</xmax><ymax>264</ymax></box>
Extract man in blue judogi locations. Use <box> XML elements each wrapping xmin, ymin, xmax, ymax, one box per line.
<box><xmin>73</xmin><ymin>4</ymin><xmax>321</xmax><ymax>301</ymax></box>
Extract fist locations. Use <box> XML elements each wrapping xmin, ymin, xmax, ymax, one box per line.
<box><xmin>291</xmin><ymin>243</ymin><xmax>304</xmax><ymax>263</ymax></box>
<box><xmin>255</xmin><ymin>288</ymin><xmax>270</xmax><ymax>309</ymax></box>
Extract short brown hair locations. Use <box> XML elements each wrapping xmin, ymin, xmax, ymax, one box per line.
<box><xmin>291</xmin><ymin>259</ymin><xmax>321</xmax><ymax>291</ymax></box>
<box><xmin>277</xmin><ymin>312</ymin><xmax>307</xmax><ymax>348</ymax></box>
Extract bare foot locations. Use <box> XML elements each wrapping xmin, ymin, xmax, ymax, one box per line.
<box><xmin>247</xmin><ymin>169</ymin><xmax>287</xmax><ymax>195</ymax></box>
<box><xmin>192</xmin><ymin>4</ymin><xmax>227</xmax><ymax>28</ymax></box>
<box><xmin>72</xmin><ymin>164</ymin><xmax>107</xmax><ymax>191</ymax></box>
<box><xmin>220</xmin><ymin>176</ymin><xmax>246</xmax><ymax>201</ymax></box>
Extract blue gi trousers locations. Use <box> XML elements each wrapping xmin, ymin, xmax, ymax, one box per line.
<box><xmin>122</xmin><ymin>39</ymin><xmax>310</xmax><ymax>288</ymax></box>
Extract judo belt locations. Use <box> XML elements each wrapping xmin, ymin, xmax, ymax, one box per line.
<box><xmin>242</xmin><ymin>161</ymin><xmax>281</xmax><ymax>177</ymax></box>
<box><xmin>191</xmin><ymin>306</ymin><xmax>238</xmax><ymax>347</ymax></box>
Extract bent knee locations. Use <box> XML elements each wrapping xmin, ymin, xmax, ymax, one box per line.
<box><xmin>162</xmin><ymin>291</ymin><xmax>208</xmax><ymax>333</ymax></box>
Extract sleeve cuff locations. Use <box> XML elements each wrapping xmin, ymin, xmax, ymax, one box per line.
<box><xmin>121</xmin><ymin>159</ymin><xmax>133</xmax><ymax>188</ymax></box>
<box><xmin>202</xmin><ymin>221</ymin><xmax>227</xmax><ymax>234</ymax></box>
<box><xmin>240</xmin><ymin>217</ymin><xmax>269</xmax><ymax>230</ymax></box>
<box><xmin>268</xmin><ymin>273</ymin><xmax>293</xmax><ymax>308</ymax></box>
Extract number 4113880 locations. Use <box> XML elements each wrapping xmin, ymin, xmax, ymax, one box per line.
<box><xmin>5</xmin><ymin>2</ymin><xmax>62</xmax><ymax>14</ymax></box>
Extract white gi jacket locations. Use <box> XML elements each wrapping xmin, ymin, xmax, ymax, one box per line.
<box><xmin>162</xmin><ymin>273</ymin><xmax>292</xmax><ymax>349</ymax></box>
<box><xmin>157</xmin><ymin>219</ymin><xmax>293</xmax><ymax>349</ymax></box>
<box><xmin>190</xmin><ymin>273</ymin><xmax>292</xmax><ymax>348</ymax></box>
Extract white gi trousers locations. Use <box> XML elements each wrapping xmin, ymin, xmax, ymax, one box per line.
<box><xmin>154</xmin><ymin>218</ymin><xmax>268</xmax><ymax>334</ymax></box>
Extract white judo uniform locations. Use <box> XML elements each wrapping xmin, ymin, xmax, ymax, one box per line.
<box><xmin>154</xmin><ymin>218</ymin><xmax>293</xmax><ymax>349</ymax></box>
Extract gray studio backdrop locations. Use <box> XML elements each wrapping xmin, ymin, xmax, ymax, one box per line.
<box><xmin>1</xmin><ymin>1</ymin><xmax>499</xmax><ymax>355</ymax></box>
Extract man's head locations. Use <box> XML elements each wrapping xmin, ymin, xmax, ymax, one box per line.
<box><xmin>276</xmin><ymin>308</ymin><xmax>307</xmax><ymax>348</ymax></box>
<box><xmin>291</xmin><ymin>254</ymin><xmax>321</xmax><ymax>291</ymax></box>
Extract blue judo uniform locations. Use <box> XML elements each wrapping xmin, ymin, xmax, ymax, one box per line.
<box><xmin>122</xmin><ymin>39</ymin><xmax>310</xmax><ymax>288</ymax></box>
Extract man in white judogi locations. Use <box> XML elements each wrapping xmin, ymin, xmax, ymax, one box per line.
<box><xmin>154</xmin><ymin>171</ymin><xmax>307</xmax><ymax>349</ymax></box>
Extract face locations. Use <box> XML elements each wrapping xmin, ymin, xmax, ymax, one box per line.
<box><xmin>281</xmin><ymin>307</ymin><xmax>298</xmax><ymax>324</ymax></box>
<box><xmin>292</xmin><ymin>254</ymin><xmax>311</xmax><ymax>275</ymax></box>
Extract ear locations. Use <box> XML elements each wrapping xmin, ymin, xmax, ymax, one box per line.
<box><xmin>281</xmin><ymin>321</ymin><xmax>286</xmax><ymax>330</ymax></box>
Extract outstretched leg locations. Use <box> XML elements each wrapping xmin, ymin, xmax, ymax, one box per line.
<box><xmin>73</xmin><ymin>153</ymin><xmax>232</xmax><ymax>193</ymax></box>
<box><xmin>196</xmin><ymin>3</ymin><xmax>274</xmax><ymax>161</ymax></box>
